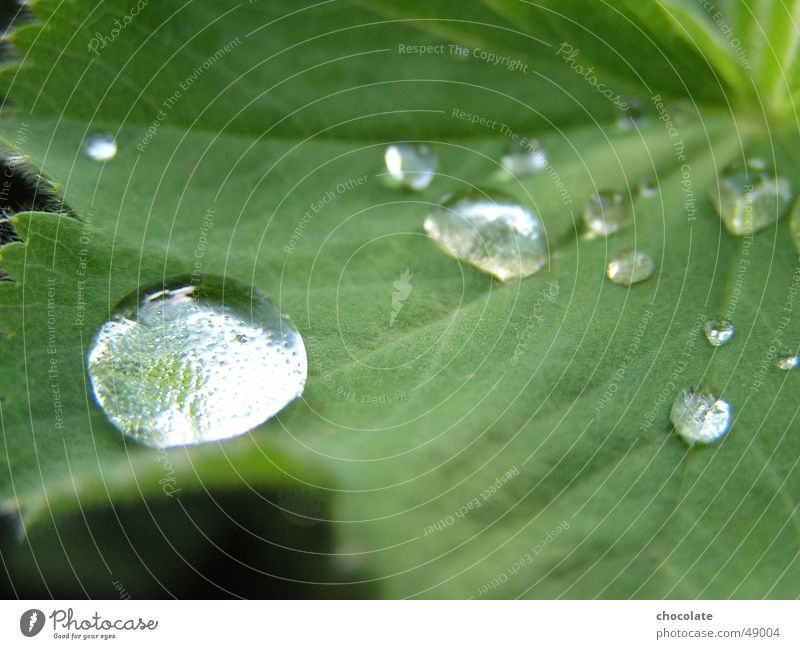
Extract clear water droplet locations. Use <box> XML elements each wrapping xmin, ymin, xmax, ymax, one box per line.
<box><xmin>617</xmin><ymin>98</ymin><xmax>648</xmax><ymax>130</ymax></box>
<box><xmin>638</xmin><ymin>178</ymin><xmax>659</xmax><ymax>198</ymax></box>
<box><xmin>423</xmin><ymin>189</ymin><xmax>548</xmax><ymax>282</ymax></box>
<box><xmin>776</xmin><ymin>354</ymin><xmax>800</xmax><ymax>371</ymax></box>
<box><xmin>606</xmin><ymin>249</ymin><xmax>654</xmax><ymax>286</ymax></box>
<box><xmin>384</xmin><ymin>143</ymin><xmax>436</xmax><ymax>191</ymax></box>
<box><xmin>583</xmin><ymin>191</ymin><xmax>628</xmax><ymax>237</ymax></box>
<box><xmin>704</xmin><ymin>318</ymin><xmax>734</xmax><ymax>347</ymax></box>
<box><xmin>711</xmin><ymin>159</ymin><xmax>793</xmax><ymax>235</ymax></box>
<box><xmin>87</xmin><ymin>275</ymin><xmax>307</xmax><ymax>448</ymax></box>
<box><xmin>501</xmin><ymin>138</ymin><xmax>547</xmax><ymax>176</ymax></box>
<box><xmin>85</xmin><ymin>133</ymin><xmax>117</xmax><ymax>161</ymax></box>
<box><xmin>670</xmin><ymin>387</ymin><xmax>732</xmax><ymax>445</ymax></box>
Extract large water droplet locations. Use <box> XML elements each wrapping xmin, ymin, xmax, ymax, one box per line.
<box><xmin>501</xmin><ymin>138</ymin><xmax>547</xmax><ymax>176</ymax></box>
<box><xmin>87</xmin><ymin>275</ymin><xmax>307</xmax><ymax>448</ymax></box>
<box><xmin>703</xmin><ymin>318</ymin><xmax>734</xmax><ymax>347</ymax></box>
<box><xmin>85</xmin><ymin>133</ymin><xmax>117</xmax><ymax>161</ymax></box>
<box><xmin>710</xmin><ymin>159</ymin><xmax>793</xmax><ymax>235</ymax></box>
<box><xmin>423</xmin><ymin>189</ymin><xmax>548</xmax><ymax>282</ymax></box>
<box><xmin>583</xmin><ymin>191</ymin><xmax>628</xmax><ymax>237</ymax></box>
<box><xmin>776</xmin><ymin>354</ymin><xmax>799</xmax><ymax>371</ymax></box>
<box><xmin>385</xmin><ymin>143</ymin><xmax>436</xmax><ymax>191</ymax></box>
<box><xmin>606</xmin><ymin>249</ymin><xmax>654</xmax><ymax>285</ymax></box>
<box><xmin>670</xmin><ymin>387</ymin><xmax>732</xmax><ymax>445</ymax></box>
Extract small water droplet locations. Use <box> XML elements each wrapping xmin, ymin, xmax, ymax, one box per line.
<box><xmin>85</xmin><ymin>133</ymin><xmax>117</xmax><ymax>161</ymax></box>
<box><xmin>501</xmin><ymin>138</ymin><xmax>547</xmax><ymax>176</ymax></box>
<box><xmin>606</xmin><ymin>249</ymin><xmax>654</xmax><ymax>285</ymax></box>
<box><xmin>87</xmin><ymin>275</ymin><xmax>307</xmax><ymax>448</ymax></box>
<box><xmin>617</xmin><ymin>98</ymin><xmax>648</xmax><ymax>130</ymax></box>
<box><xmin>776</xmin><ymin>354</ymin><xmax>800</xmax><ymax>371</ymax></box>
<box><xmin>638</xmin><ymin>178</ymin><xmax>659</xmax><ymax>198</ymax></box>
<box><xmin>424</xmin><ymin>189</ymin><xmax>548</xmax><ymax>282</ymax></box>
<box><xmin>703</xmin><ymin>318</ymin><xmax>734</xmax><ymax>347</ymax></box>
<box><xmin>711</xmin><ymin>159</ymin><xmax>793</xmax><ymax>235</ymax></box>
<box><xmin>583</xmin><ymin>191</ymin><xmax>628</xmax><ymax>237</ymax></box>
<box><xmin>384</xmin><ymin>143</ymin><xmax>436</xmax><ymax>191</ymax></box>
<box><xmin>670</xmin><ymin>387</ymin><xmax>732</xmax><ymax>445</ymax></box>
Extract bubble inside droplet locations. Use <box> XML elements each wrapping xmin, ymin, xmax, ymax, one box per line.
<box><xmin>85</xmin><ymin>133</ymin><xmax>118</xmax><ymax>161</ymax></box>
<box><xmin>670</xmin><ymin>387</ymin><xmax>732</xmax><ymax>445</ymax></box>
<box><xmin>501</xmin><ymin>138</ymin><xmax>548</xmax><ymax>176</ymax></box>
<box><xmin>423</xmin><ymin>189</ymin><xmax>548</xmax><ymax>282</ymax></box>
<box><xmin>87</xmin><ymin>275</ymin><xmax>307</xmax><ymax>448</ymax></box>
<box><xmin>606</xmin><ymin>250</ymin><xmax>654</xmax><ymax>285</ymax></box>
<box><xmin>710</xmin><ymin>159</ymin><xmax>793</xmax><ymax>236</ymax></box>
<box><xmin>384</xmin><ymin>143</ymin><xmax>436</xmax><ymax>191</ymax></box>
<box><xmin>703</xmin><ymin>318</ymin><xmax>734</xmax><ymax>347</ymax></box>
<box><xmin>583</xmin><ymin>191</ymin><xmax>628</xmax><ymax>237</ymax></box>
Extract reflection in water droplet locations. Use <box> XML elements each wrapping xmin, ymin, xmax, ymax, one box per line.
<box><xmin>385</xmin><ymin>143</ymin><xmax>436</xmax><ymax>191</ymax></box>
<box><xmin>670</xmin><ymin>387</ymin><xmax>732</xmax><ymax>445</ymax></box>
<box><xmin>501</xmin><ymin>138</ymin><xmax>547</xmax><ymax>176</ymax></box>
<box><xmin>423</xmin><ymin>189</ymin><xmax>548</xmax><ymax>282</ymax></box>
<box><xmin>711</xmin><ymin>159</ymin><xmax>793</xmax><ymax>235</ymax></box>
<box><xmin>704</xmin><ymin>318</ymin><xmax>734</xmax><ymax>347</ymax></box>
<box><xmin>638</xmin><ymin>178</ymin><xmax>659</xmax><ymax>198</ymax></box>
<box><xmin>583</xmin><ymin>191</ymin><xmax>628</xmax><ymax>237</ymax></box>
<box><xmin>606</xmin><ymin>250</ymin><xmax>654</xmax><ymax>286</ymax></box>
<box><xmin>85</xmin><ymin>133</ymin><xmax>117</xmax><ymax>161</ymax></box>
<box><xmin>776</xmin><ymin>355</ymin><xmax>800</xmax><ymax>371</ymax></box>
<box><xmin>87</xmin><ymin>275</ymin><xmax>307</xmax><ymax>448</ymax></box>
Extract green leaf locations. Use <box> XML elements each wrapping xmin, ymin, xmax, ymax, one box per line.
<box><xmin>1</xmin><ymin>0</ymin><xmax>800</xmax><ymax>598</ymax></box>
